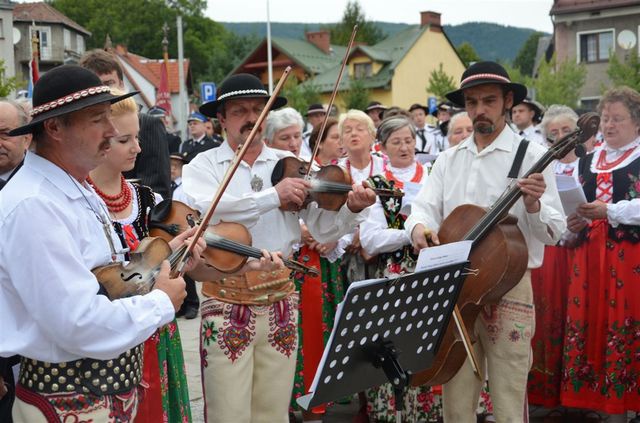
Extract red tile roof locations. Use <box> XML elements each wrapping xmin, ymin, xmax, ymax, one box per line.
<box><xmin>551</xmin><ymin>0</ymin><xmax>639</xmax><ymax>15</ymax></box>
<box><xmin>113</xmin><ymin>45</ymin><xmax>189</xmax><ymax>94</ymax></box>
<box><xmin>13</xmin><ymin>2</ymin><xmax>90</xmax><ymax>35</ymax></box>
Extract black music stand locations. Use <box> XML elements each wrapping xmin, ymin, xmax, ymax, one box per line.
<box><xmin>296</xmin><ymin>261</ymin><xmax>469</xmax><ymax>423</ymax></box>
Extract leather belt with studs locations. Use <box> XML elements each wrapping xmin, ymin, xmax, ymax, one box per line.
<box><xmin>19</xmin><ymin>344</ymin><xmax>143</xmax><ymax>396</ymax></box>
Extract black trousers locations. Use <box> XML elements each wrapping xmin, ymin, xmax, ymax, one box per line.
<box><xmin>179</xmin><ymin>275</ymin><xmax>200</xmax><ymax>312</ymax></box>
<box><xmin>0</xmin><ymin>356</ymin><xmax>19</xmax><ymax>423</ymax></box>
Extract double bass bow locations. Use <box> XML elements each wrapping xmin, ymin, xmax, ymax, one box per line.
<box><xmin>411</xmin><ymin>112</ymin><xmax>600</xmax><ymax>387</ymax></box>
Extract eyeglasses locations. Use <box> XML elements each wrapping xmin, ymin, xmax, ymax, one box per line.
<box><xmin>601</xmin><ymin>115</ymin><xmax>630</xmax><ymax>125</ymax></box>
<box><xmin>0</xmin><ymin>130</ymin><xmax>18</xmax><ymax>140</ymax></box>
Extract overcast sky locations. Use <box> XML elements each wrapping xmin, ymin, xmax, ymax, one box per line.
<box><xmin>206</xmin><ymin>0</ymin><xmax>555</xmax><ymax>33</ymax></box>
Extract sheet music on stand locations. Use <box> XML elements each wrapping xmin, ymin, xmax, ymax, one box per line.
<box><xmin>297</xmin><ymin>254</ymin><xmax>470</xmax><ymax>420</ymax></box>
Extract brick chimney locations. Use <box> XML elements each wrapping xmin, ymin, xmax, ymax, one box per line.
<box><xmin>306</xmin><ymin>30</ymin><xmax>331</xmax><ymax>54</ymax></box>
<box><xmin>420</xmin><ymin>11</ymin><xmax>442</xmax><ymax>32</ymax></box>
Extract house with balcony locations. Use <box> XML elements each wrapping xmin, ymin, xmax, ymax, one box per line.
<box><xmin>12</xmin><ymin>2</ymin><xmax>90</xmax><ymax>84</ymax></box>
<box><xmin>551</xmin><ymin>0</ymin><xmax>640</xmax><ymax>109</ymax></box>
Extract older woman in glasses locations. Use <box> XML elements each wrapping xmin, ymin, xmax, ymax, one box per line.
<box><xmin>562</xmin><ymin>87</ymin><xmax>640</xmax><ymax>418</ymax></box>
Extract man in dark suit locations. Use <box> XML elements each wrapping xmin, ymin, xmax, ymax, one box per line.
<box><xmin>79</xmin><ymin>49</ymin><xmax>172</xmax><ymax>199</ymax></box>
<box><xmin>180</xmin><ymin>111</ymin><xmax>221</xmax><ymax>163</ymax></box>
<box><xmin>0</xmin><ymin>100</ymin><xmax>32</xmax><ymax>423</ymax></box>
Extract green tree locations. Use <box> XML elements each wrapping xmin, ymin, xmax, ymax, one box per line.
<box><xmin>456</xmin><ymin>42</ymin><xmax>480</xmax><ymax>67</ymax></box>
<box><xmin>50</xmin><ymin>0</ymin><xmax>236</xmax><ymax>85</ymax></box>
<box><xmin>606</xmin><ymin>50</ymin><xmax>640</xmax><ymax>92</ymax></box>
<box><xmin>500</xmin><ymin>62</ymin><xmax>532</xmax><ymax>87</ymax></box>
<box><xmin>426</xmin><ymin>63</ymin><xmax>457</xmax><ymax>101</ymax></box>
<box><xmin>342</xmin><ymin>78</ymin><xmax>370</xmax><ymax>111</ymax></box>
<box><xmin>0</xmin><ymin>60</ymin><xmax>20</xmax><ymax>98</ymax></box>
<box><xmin>328</xmin><ymin>0</ymin><xmax>385</xmax><ymax>46</ymax></box>
<box><xmin>513</xmin><ymin>32</ymin><xmax>544</xmax><ymax>76</ymax></box>
<box><xmin>282</xmin><ymin>78</ymin><xmax>321</xmax><ymax>115</ymax></box>
<box><xmin>533</xmin><ymin>55</ymin><xmax>586</xmax><ymax>107</ymax></box>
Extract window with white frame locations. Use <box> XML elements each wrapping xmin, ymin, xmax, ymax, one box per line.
<box><xmin>32</xmin><ymin>27</ymin><xmax>52</xmax><ymax>60</ymax></box>
<box><xmin>64</xmin><ymin>29</ymin><xmax>71</xmax><ymax>50</ymax></box>
<box><xmin>578</xmin><ymin>30</ymin><xmax>614</xmax><ymax>63</ymax></box>
<box><xmin>77</xmin><ymin>34</ymin><xmax>85</xmax><ymax>54</ymax></box>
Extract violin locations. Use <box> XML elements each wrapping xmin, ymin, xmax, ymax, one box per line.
<box><xmin>93</xmin><ymin>237</ymin><xmax>187</xmax><ymax>300</ymax></box>
<box><xmin>410</xmin><ymin>112</ymin><xmax>601</xmax><ymax>387</ymax></box>
<box><xmin>271</xmin><ymin>156</ymin><xmax>403</xmax><ymax>211</ymax></box>
<box><xmin>149</xmin><ymin>200</ymin><xmax>319</xmax><ymax>276</ymax></box>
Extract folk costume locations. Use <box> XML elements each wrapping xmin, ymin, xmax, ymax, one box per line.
<box><xmin>405</xmin><ymin>62</ymin><xmax>566</xmax><ymax>423</ymax></box>
<box><xmin>527</xmin><ymin>159</ymin><xmax>579</xmax><ymax>407</ymax></box>
<box><xmin>88</xmin><ymin>178</ymin><xmax>192</xmax><ymax>423</ymax></box>
<box><xmin>0</xmin><ymin>66</ymin><xmax>175</xmax><ymax>423</ymax></box>
<box><xmin>291</xmin><ymin>160</ymin><xmax>346</xmax><ymax>415</ymax></box>
<box><xmin>182</xmin><ymin>73</ymin><xmax>366</xmax><ymax>423</ymax></box>
<box><xmin>559</xmin><ymin>139</ymin><xmax>640</xmax><ymax>413</ymax></box>
<box><xmin>360</xmin><ymin>164</ymin><xmax>445</xmax><ymax>422</ymax></box>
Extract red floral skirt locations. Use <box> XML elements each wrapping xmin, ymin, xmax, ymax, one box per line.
<box><xmin>528</xmin><ymin>245</ymin><xmax>571</xmax><ymax>407</ymax></box>
<box><xmin>559</xmin><ymin>221</ymin><xmax>640</xmax><ymax>413</ymax></box>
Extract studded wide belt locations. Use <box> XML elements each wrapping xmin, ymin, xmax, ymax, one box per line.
<box><xmin>201</xmin><ymin>268</ymin><xmax>294</xmax><ymax>305</ymax></box>
<box><xmin>19</xmin><ymin>344</ymin><xmax>143</xmax><ymax>396</ymax></box>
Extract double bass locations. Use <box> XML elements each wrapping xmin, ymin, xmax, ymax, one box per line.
<box><xmin>411</xmin><ymin>112</ymin><xmax>600</xmax><ymax>386</ymax></box>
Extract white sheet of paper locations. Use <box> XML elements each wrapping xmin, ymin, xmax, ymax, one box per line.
<box><xmin>415</xmin><ymin>153</ymin><xmax>438</xmax><ymax>165</ymax></box>
<box><xmin>415</xmin><ymin>240</ymin><xmax>473</xmax><ymax>272</ymax></box>
<box><xmin>555</xmin><ymin>175</ymin><xmax>587</xmax><ymax>216</ymax></box>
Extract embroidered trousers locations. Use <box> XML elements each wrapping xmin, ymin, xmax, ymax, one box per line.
<box><xmin>12</xmin><ymin>386</ymin><xmax>140</xmax><ymax>423</ymax></box>
<box><xmin>200</xmin><ymin>295</ymin><xmax>299</xmax><ymax>423</ymax></box>
<box><xmin>442</xmin><ymin>271</ymin><xmax>534</xmax><ymax>423</ymax></box>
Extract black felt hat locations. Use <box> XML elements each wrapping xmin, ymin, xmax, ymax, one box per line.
<box><xmin>305</xmin><ymin>103</ymin><xmax>326</xmax><ymax>116</ymax></box>
<box><xmin>445</xmin><ymin>61</ymin><xmax>527</xmax><ymax>108</ymax></box>
<box><xmin>10</xmin><ymin>65</ymin><xmax>138</xmax><ymax>136</ymax></box>
<box><xmin>430</xmin><ymin>101</ymin><xmax>455</xmax><ymax>117</ymax></box>
<box><xmin>365</xmin><ymin>101</ymin><xmax>387</xmax><ymax>112</ymax></box>
<box><xmin>199</xmin><ymin>73</ymin><xmax>287</xmax><ymax>117</ymax></box>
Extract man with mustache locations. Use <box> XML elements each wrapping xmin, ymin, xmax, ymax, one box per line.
<box><xmin>406</xmin><ymin>62</ymin><xmax>566</xmax><ymax>422</ymax></box>
<box><xmin>182</xmin><ymin>73</ymin><xmax>376</xmax><ymax>423</ymax></box>
<box><xmin>0</xmin><ymin>65</ymin><xmax>192</xmax><ymax>422</ymax></box>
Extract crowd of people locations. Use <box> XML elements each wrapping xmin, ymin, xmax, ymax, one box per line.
<box><xmin>0</xmin><ymin>47</ymin><xmax>638</xmax><ymax>423</ymax></box>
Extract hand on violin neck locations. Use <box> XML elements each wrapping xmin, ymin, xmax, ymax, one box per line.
<box><xmin>517</xmin><ymin>173</ymin><xmax>545</xmax><ymax>213</ymax></box>
<box><xmin>168</xmin><ymin>227</ymin><xmax>207</xmax><ymax>273</ymax></box>
<box><xmin>153</xmin><ymin>260</ymin><xmax>187</xmax><ymax>312</ymax></box>
<box><xmin>411</xmin><ymin>224</ymin><xmax>440</xmax><ymax>254</ymax></box>
<box><xmin>244</xmin><ymin>249</ymin><xmax>286</xmax><ymax>273</ymax></box>
<box><xmin>275</xmin><ymin>177</ymin><xmax>311</xmax><ymax>210</ymax></box>
<box><xmin>346</xmin><ymin>183</ymin><xmax>376</xmax><ymax>213</ymax></box>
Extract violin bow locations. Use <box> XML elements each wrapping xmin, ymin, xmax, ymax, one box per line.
<box><xmin>175</xmin><ymin>66</ymin><xmax>293</xmax><ymax>276</ymax></box>
<box><xmin>304</xmin><ymin>25</ymin><xmax>359</xmax><ymax>178</ymax></box>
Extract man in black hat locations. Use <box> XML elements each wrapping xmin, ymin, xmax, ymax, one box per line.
<box><xmin>364</xmin><ymin>101</ymin><xmax>387</xmax><ymax>128</ymax></box>
<box><xmin>406</xmin><ymin>61</ymin><xmax>565</xmax><ymax>422</ymax></box>
<box><xmin>511</xmin><ymin>98</ymin><xmax>546</xmax><ymax>146</ymax></box>
<box><xmin>301</xmin><ymin>103</ymin><xmax>326</xmax><ymax>159</ymax></box>
<box><xmin>182</xmin><ymin>73</ymin><xmax>375</xmax><ymax>423</ymax></box>
<box><xmin>0</xmin><ymin>65</ymin><xmax>190</xmax><ymax>421</ymax></box>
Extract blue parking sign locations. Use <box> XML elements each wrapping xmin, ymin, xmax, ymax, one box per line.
<box><xmin>201</xmin><ymin>82</ymin><xmax>216</xmax><ymax>103</ymax></box>
<box><xmin>428</xmin><ymin>96</ymin><xmax>438</xmax><ymax>114</ymax></box>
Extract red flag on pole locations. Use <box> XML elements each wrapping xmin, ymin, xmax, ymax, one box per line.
<box><xmin>156</xmin><ymin>54</ymin><xmax>172</xmax><ymax>115</ymax></box>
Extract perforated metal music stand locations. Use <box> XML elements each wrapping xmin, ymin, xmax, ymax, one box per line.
<box><xmin>296</xmin><ymin>261</ymin><xmax>469</xmax><ymax>423</ymax></box>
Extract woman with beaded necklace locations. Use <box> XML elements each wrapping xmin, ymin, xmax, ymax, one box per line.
<box><xmin>87</xmin><ymin>90</ymin><xmax>194</xmax><ymax>422</ymax></box>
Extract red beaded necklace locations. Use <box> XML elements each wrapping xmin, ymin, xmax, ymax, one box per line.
<box><xmin>595</xmin><ymin>146</ymin><xmax>637</xmax><ymax>171</ymax></box>
<box><xmin>87</xmin><ymin>174</ymin><xmax>132</xmax><ymax>213</ymax></box>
